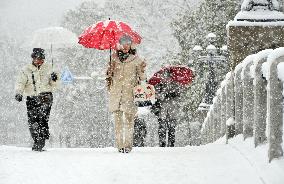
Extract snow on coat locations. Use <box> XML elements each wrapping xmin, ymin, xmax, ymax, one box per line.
<box><xmin>15</xmin><ymin>63</ymin><xmax>59</xmax><ymax>96</ymax></box>
<box><xmin>107</xmin><ymin>53</ymin><xmax>146</xmax><ymax>115</ymax></box>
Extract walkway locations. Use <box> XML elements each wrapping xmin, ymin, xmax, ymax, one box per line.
<box><xmin>0</xmin><ymin>136</ymin><xmax>283</xmax><ymax>184</ymax></box>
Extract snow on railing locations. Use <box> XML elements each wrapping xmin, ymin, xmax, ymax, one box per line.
<box><xmin>200</xmin><ymin>47</ymin><xmax>284</xmax><ymax>162</ymax></box>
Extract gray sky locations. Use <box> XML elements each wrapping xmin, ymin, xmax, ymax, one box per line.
<box><xmin>0</xmin><ymin>0</ymin><xmax>104</xmax><ymax>42</ymax></box>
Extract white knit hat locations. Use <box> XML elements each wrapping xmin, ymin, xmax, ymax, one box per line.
<box><xmin>116</xmin><ymin>35</ymin><xmax>137</xmax><ymax>50</ymax></box>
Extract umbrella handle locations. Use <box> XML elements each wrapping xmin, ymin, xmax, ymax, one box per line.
<box><xmin>109</xmin><ymin>17</ymin><xmax>112</xmax><ymax>66</ymax></box>
<box><xmin>51</xmin><ymin>44</ymin><xmax>54</xmax><ymax>70</ymax></box>
<box><xmin>109</xmin><ymin>47</ymin><xmax>112</xmax><ymax>65</ymax></box>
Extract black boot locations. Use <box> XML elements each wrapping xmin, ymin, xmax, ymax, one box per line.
<box><xmin>118</xmin><ymin>148</ymin><xmax>125</xmax><ymax>153</ymax></box>
<box><xmin>32</xmin><ymin>141</ymin><xmax>38</xmax><ymax>151</ymax></box>
<box><xmin>37</xmin><ymin>138</ymin><xmax>46</xmax><ymax>152</ymax></box>
<box><xmin>158</xmin><ymin>119</ymin><xmax>167</xmax><ymax>147</ymax></box>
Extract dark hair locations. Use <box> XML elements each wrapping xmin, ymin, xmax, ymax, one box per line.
<box><xmin>31</xmin><ymin>48</ymin><xmax>45</xmax><ymax>59</ymax></box>
<box><xmin>129</xmin><ymin>48</ymin><xmax>136</xmax><ymax>55</ymax></box>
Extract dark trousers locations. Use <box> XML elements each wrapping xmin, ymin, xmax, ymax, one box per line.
<box><xmin>26</xmin><ymin>92</ymin><xmax>53</xmax><ymax>150</ymax></box>
<box><xmin>158</xmin><ymin>118</ymin><xmax>176</xmax><ymax>147</ymax></box>
<box><xmin>133</xmin><ymin>118</ymin><xmax>147</xmax><ymax>147</ymax></box>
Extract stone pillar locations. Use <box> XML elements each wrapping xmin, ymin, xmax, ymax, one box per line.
<box><xmin>227</xmin><ymin>2</ymin><xmax>284</xmax><ymax>70</ymax></box>
<box><xmin>253</xmin><ymin>50</ymin><xmax>272</xmax><ymax>147</ymax></box>
<box><xmin>226</xmin><ymin>72</ymin><xmax>235</xmax><ymax>141</ymax></box>
<box><xmin>213</xmin><ymin>95</ymin><xmax>222</xmax><ymax>140</ymax></box>
<box><xmin>267</xmin><ymin>55</ymin><xmax>284</xmax><ymax>162</ymax></box>
<box><xmin>242</xmin><ymin>56</ymin><xmax>255</xmax><ymax>140</ymax></box>
<box><xmin>190</xmin><ymin>121</ymin><xmax>201</xmax><ymax>146</ymax></box>
<box><xmin>203</xmin><ymin>118</ymin><xmax>209</xmax><ymax>145</ymax></box>
<box><xmin>234</xmin><ymin>64</ymin><xmax>244</xmax><ymax>135</ymax></box>
<box><xmin>208</xmin><ymin>111</ymin><xmax>213</xmax><ymax>143</ymax></box>
<box><xmin>217</xmin><ymin>96</ymin><xmax>222</xmax><ymax>139</ymax></box>
<box><xmin>228</xmin><ymin>25</ymin><xmax>284</xmax><ymax>70</ymax></box>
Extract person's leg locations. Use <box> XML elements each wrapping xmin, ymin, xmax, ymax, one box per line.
<box><xmin>124</xmin><ymin>112</ymin><xmax>135</xmax><ymax>153</ymax></box>
<box><xmin>133</xmin><ymin>118</ymin><xmax>139</xmax><ymax>147</ymax></box>
<box><xmin>26</xmin><ymin>97</ymin><xmax>40</xmax><ymax>151</ymax></box>
<box><xmin>158</xmin><ymin>118</ymin><xmax>167</xmax><ymax>147</ymax></box>
<box><xmin>113</xmin><ymin>110</ymin><xmax>124</xmax><ymax>152</ymax></box>
<box><xmin>167</xmin><ymin>119</ymin><xmax>177</xmax><ymax>147</ymax></box>
<box><xmin>40</xmin><ymin>102</ymin><xmax>52</xmax><ymax>139</ymax></box>
<box><xmin>36</xmin><ymin>102</ymin><xmax>52</xmax><ymax>151</ymax></box>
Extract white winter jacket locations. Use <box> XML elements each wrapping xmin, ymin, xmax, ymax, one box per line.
<box><xmin>15</xmin><ymin>63</ymin><xmax>59</xmax><ymax>96</ymax></box>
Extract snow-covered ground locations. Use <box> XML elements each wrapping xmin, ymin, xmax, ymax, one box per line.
<box><xmin>1</xmin><ymin>135</ymin><xmax>283</xmax><ymax>184</ymax></box>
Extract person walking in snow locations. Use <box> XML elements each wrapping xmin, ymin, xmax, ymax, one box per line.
<box><xmin>151</xmin><ymin>82</ymin><xmax>182</xmax><ymax>147</ymax></box>
<box><xmin>106</xmin><ymin>35</ymin><xmax>146</xmax><ymax>153</ymax></box>
<box><xmin>15</xmin><ymin>48</ymin><xmax>59</xmax><ymax>151</ymax></box>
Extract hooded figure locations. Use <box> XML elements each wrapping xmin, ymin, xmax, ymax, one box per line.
<box><xmin>151</xmin><ymin>82</ymin><xmax>183</xmax><ymax>147</ymax></box>
<box><xmin>15</xmin><ymin>48</ymin><xmax>59</xmax><ymax>151</ymax></box>
<box><xmin>106</xmin><ymin>35</ymin><xmax>146</xmax><ymax>153</ymax></box>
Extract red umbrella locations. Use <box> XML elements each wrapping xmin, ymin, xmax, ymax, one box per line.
<box><xmin>148</xmin><ymin>65</ymin><xmax>194</xmax><ymax>86</ymax></box>
<box><xmin>78</xmin><ymin>19</ymin><xmax>141</xmax><ymax>65</ymax></box>
<box><xmin>78</xmin><ymin>19</ymin><xmax>141</xmax><ymax>50</ymax></box>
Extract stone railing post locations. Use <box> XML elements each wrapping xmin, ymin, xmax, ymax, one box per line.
<box><xmin>207</xmin><ymin>110</ymin><xmax>213</xmax><ymax>143</ymax></box>
<box><xmin>242</xmin><ymin>55</ymin><xmax>255</xmax><ymax>140</ymax></box>
<box><xmin>201</xmin><ymin>118</ymin><xmax>208</xmax><ymax>145</ymax></box>
<box><xmin>190</xmin><ymin>121</ymin><xmax>202</xmax><ymax>146</ymax></box>
<box><xmin>213</xmin><ymin>95</ymin><xmax>222</xmax><ymax>141</ymax></box>
<box><xmin>217</xmin><ymin>92</ymin><xmax>223</xmax><ymax>139</ymax></box>
<box><xmin>234</xmin><ymin>64</ymin><xmax>244</xmax><ymax>135</ymax></box>
<box><xmin>253</xmin><ymin>50</ymin><xmax>272</xmax><ymax>147</ymax></box>
<box><xmin>225</xmin><ymin>72</ymin><xmax>235</xmax><ymax>142</ymax></box>
<box><xmin>220</xmin><ymin>83</ymin><xmax>227</xmax><ymax>137</ymax></box>
<box><xmin>267</xmin><ymin>52</ymin><xmax>284</xmax><ymax>162</ymax></box>
<box><xmin>208</xmin><ymin>110</ymin><xmax>214</xmax><ymax>143</ymax></box>
<box><xmin>204</xmin><ymin>118</ymin><xmax>209</xmax><ymax>144</ymax></box>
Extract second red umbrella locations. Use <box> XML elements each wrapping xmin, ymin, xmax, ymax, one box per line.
<box><xmin>148</xmin><ymin>65</ymin><xmax>195</xmax><ymax>86</ymax></box>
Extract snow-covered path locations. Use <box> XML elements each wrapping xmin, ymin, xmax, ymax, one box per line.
<box><xmin>1</xmin><ymin>136</ymin><xmax>283</xmax><ymax>184</ymax></box>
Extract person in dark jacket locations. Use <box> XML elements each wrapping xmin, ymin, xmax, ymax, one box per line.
<box><xmin>15</xmin><ymin>48</ymin><xmax>59</xmax><ymax>151</ymax></box>
<box><xmin>151</xmin><ymin>82</ymin><xmax>182</xmax><ymax>147</ymax></box>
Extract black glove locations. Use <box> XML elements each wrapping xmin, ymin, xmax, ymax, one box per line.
<box><xmin>15</xmin><ymin>94</ymin><xmax>23</xmax><ymax>102</ymax></box>
<box><xmin>51</xmin><ymin>72</ymin><xmax>58</xmax><ymax>81</ymax></box>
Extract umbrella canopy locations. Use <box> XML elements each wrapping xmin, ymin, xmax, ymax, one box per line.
<box><xmin>148</xmin><ymin>65</ymin><xmax>194</xmax><ymax>86</ymax></box>
<box><xmin>78</xmin><ymin>20</ymin><xmax>141</xmax><ymax>50</ymax></box>
<box><xmin>25</xmin><ymin>26</ymin><xmax>78</xmax><ymax>50</ymax></box>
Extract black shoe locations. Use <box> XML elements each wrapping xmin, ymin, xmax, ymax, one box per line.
<box><xmin>32</xmin><ymin>142</ymin><xmax>39</xmax><ymax>151</ymax></box>
<box><xmin>118</xmin><ymin>148</ymin><xmax>125</xmax><ymax>153</ymax></box>
<box><xmin>159</xmin><ymin>142</ymin><xmax>166</xmax><ymax>147</ymax></box>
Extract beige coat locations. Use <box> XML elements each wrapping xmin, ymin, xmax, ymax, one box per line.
<box><xmin>15</xmin><ymin>63</ymin><xmax>59</xmax><ymax>96</ymax></box>
<box><xmin>107</xmin><ymin>53</ymin><xmax>146</xmax><ymax>115</ymax></box>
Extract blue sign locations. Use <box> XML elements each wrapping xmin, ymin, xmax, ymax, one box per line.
<box><xmin>61</xmin><ymin>67</ymin><xmax>74</xmax><ymax>84</ymax></box>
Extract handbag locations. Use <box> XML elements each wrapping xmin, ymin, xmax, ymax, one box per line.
<box><xmin>133</xmin><ymin>81</ymin><xmax>155</xmax><ymax>107</ymax></box>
